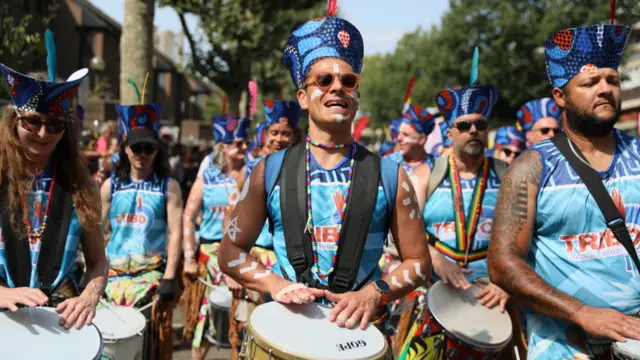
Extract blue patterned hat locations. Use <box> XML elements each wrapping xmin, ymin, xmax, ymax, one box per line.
<box><xmin>494</xmin><ymin>126</ymin><xmax>526</xmax><ymax>150</ymax></box>
<box><xmin>212</xmin><ymin>115</ymin><xmax>252</xmax><ymax>144</ymax></box>
<box><xmin>284</xmin><ymin>16</ymin><xmax>364</xmax><ymax>89</ymax></box>
<box><xmin>116</xmin><ymin>103</ymin><xmax>161</xmax><ymax>145</ymax></box>
<box><xmin>516</xmin><ymin>97</ymin><xmax>561</xmax><ymax>132</ymax></box>
<box><xmin>387</xmin><ymin>118</ymin><xmax>401</xmax><ymax>142</ymax></box>
<box><xmin>435</xmin><ymin>85</ymin><xmax>499</xmax><ymax>127</ymax></box>
<box><xmin>263</xmin><ymin>100</ymin><xmax>302</xmax><ymax>130</ymax></box>
<box><xmin>400</xmin><ymin>104</ymin><xmax>436</xmax><ymax>135</ymax></box>
<box><xmin>545</xmin><ymin>24</ymin><xmax>631</xmax><ymax>88</ymax></box>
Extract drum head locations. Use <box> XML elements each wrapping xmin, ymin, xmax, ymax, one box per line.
<box><xmin>614</xmin><ymin>338</ymin><xmax>640</xmax><ymax>358</ymax></box>
<box><xmin>0</xmin><ymin>307</ymin><xmax>103</xmax><ymax>360</ymax></box>
<box><xmin>208</xmin><ymin>286</ymin><xmax>232</xmax><ymax>308</ymax></box>
<box><xmin>93</xmin><ymin>306</ymin><xmax>146</xmax><ymax>340</ymax></box>
<box><xmin>427</xmin><ymin>281</ymin><xmax>512</xmax><ymax>351</ymax></box>
<box><xmin>249</xmin><ymin>302</ymin><xmax>387</xmax><ymax>360</ymax></box>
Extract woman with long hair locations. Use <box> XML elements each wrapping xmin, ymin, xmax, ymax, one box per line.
<box><xmin>0</xmin><ymin>32</ymin><xmax>107</xmax><ymax>330</ymax></box>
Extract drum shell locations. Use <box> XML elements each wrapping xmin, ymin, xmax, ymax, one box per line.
<box><xmin>612</xmin><ymin>340</ymin><xmax>640</xmax><ymax>360</ymax></box>
<box><xmin>210</xmin><ymin>302</ymin><xmax>231</xmax><ymax>348</ymax></box>
<box><xmin>101</xmin><ymin>331</ymin><xmax>145</xmax><ymax>360</ymax></box>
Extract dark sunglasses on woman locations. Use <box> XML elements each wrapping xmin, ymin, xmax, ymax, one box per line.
<box><xmin>130</xmin><ymin>143</ymin><xmax>158</xmax><ymax>155</ymax></box>
<box><xmin>453</xmin><ymin>119</ymin><xmax>489</xmax><ymax>132</ymax></box>
<box><xmin>18</xmin><ymin>114</ymin><xmax>67</xmax><ymax>134</ymax></box>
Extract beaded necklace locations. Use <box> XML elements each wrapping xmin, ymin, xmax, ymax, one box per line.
<box><xmin>22</xmin><ymin>165</ymin><xmax>56</xmax><ymax>244</ymax></box>
<box><xmin>304</xmin><ymin>136</ymin><xmax>355</xmax><ymax>278</ymax></box>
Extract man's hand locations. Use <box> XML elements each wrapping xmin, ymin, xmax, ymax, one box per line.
<box><xmin>475</xmin><ymin>282</ymin><xmax>509</xmax><ymax>312</ymax></box>
<box><xmin>325</xmin><ymin>284</ymin><xmax>383</xmax><ymax>330</ymax></box>
<box><xmin>432</xmin><ymin>252</ymin><xmax>472</xmax><ymax>289</ymax></box>
<box><xmin>573</xmin><ymin>306</ymin><xmax>640</xmax><ymax>342</ymax></box>
<box><xmin>270</xmin><ymin>280</ymin><xmax>325</xmax><ymax>305</ymax></box>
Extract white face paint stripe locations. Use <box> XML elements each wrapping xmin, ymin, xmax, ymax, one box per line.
<box><xmin>334</xmin><ymin>114</ymin><xmax>344</xmax><ymax>123</ymax></box>
<box><xmin>402</xmin><ymin>181</ymin><xmax>410</xmax><ymax>192</ymax></box>
<box><xmin>409</xmin><ymin>209</ymin><xmax>416</xmax><ymax>220</ymax></box>
<box><xmin>403</xmin><ymin>269</ymin><xmax>415</xmax><ymax>285</ymax></box>
<box><xmin>311</xmin><ymin>89</ymin><xmax>325</xmax><ymax>100</ymax></box>
<box><xmin>189</xmin><ymin>203</ymin><xmax>195</xmax><ymax>209</ymax></box>
<box><xmin>239</xmin><ymin>261</ymin><xmax>258</xmax><ymax>274</ymax></box>
<box><xmin>402</xmin><ymin>197</ymin><xmax>411</xmax><ymax>206</ymax></box>
<box><xmin>391</xmin><ymin>276</ymin><xmax>403</xmax><ymax>288</ymax></box>
<box><xmin>253</xmin><ymin>270</ymin><xmax>271</xmax><ymax>279</ymax></box>
<box><xmin>224</xmin><ymin>216</ymin><xmax>241</xmax><ymax>242</ymax></box>
<box><xmin>227</xmin><ymin>147</ymin><xmax>239</xmax><ymax>155</ymax></box>
<box><xmin>239</xmin><ymin>177</ymin><xmax>250</xmax><ymax>202</ymax></box>
<box><xmin>227</xmin><ymin>253</ymin><xmax>246</xmax><ymax>267</ymax></box>
<box><xmin>333</xmin><ymin>63</ymin><xmax>340</xmax><ymax>73</ymax></box>
<box><xmin>349</xmin><ymin>91</ymin><xmax>359</xmax><ymax>103</ymax></box>
<box><xmin>414</xmin><ymin>262</ymin><xmax>426</xmax><ymax>281</ymax></box>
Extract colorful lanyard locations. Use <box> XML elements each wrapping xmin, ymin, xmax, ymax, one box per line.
<box><xmin>448</xmin><ymin>157</ymin><xmax>489</xmax><ymax>266</ymax></box>
<box><xmin>305</xmin><ymin>136</ymin><xmax>356</xmax><ymax>278</ymax></box>
<box><xmin>22</xmin><ymin>165</ymin><xmax>56</xmax><ymax>244</ymax></box>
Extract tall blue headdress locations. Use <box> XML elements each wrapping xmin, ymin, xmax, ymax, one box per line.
<box><xmin>400</xmin><ymin>104</ymin><xmax>436</xmax><ymax>135</ymax></box>
<box><xmin>116</xmin><ymin>73</ymin><xmax>161</xmax><ymax>140</ymax></box>
<box><xmin>263</xmin><ymin>100</ymin><xmax>302</xmax><ymax>130</ymax></box>
<box><xmin>494</xmin><ymin>126</ymin><xmax>526</xmax><ymax>150</ymax></box>
<box><xmin>1</xmin><ymin>29</ymin><xmax>88</xmax><ymax>114</ymax></box>
<box><xmin>283</xmin><ymin>1</ymin><xmax>364</xmax><ymax>89</ymax></box>
<box><xmin>544</xmin><ymin>24</ymin><xmax>631</xmax><ymax>88</ymax></box>
<box><xmin>253</xmin><ymin>122</ymin><xmax>269</xmax><ymax>149</ymax></box>
<box><xmin>212</xmin><ymin>114</ymin><xmax>252</xmax><ymax>144</ymax></box>
<box><xmin>516</xmin><ymin>98</ymin><xmax>561</xmax><ymax>132</ymax></box>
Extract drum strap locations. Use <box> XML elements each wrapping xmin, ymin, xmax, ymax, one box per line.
<box><xmin>551</xmin><ymin>132</ymin><xmax>640</xmax><ymax>275</ymax></box>
<box><xmin>0</xmin><ymin>173</ymin><xmax>73</xmax><ymax>294</ymax></box>
<box><xmin>279</xmin><ymin>142</ymin><xmax>381</xmax><ymax>293</ymax></box>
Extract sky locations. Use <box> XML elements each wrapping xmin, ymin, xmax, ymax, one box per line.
<box><xmin>89</xmin><ymin>0</ymin><xmax>449</xmax><ymax>56</ymax></box>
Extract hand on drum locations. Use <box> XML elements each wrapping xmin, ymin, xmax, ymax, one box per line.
<box><xmin>325</xmin><ymin>285</ymin><xmax>382</xmax><ymax>330</ymax></box>
<box><xmin>475</xmin><ymin>283</ymin><xmax>509</xmax><ymax>312</ymax></box>
<box><xmin>0</xmin><ymin>286</ymin><xmax>48</xmax><ymax>311</ymax></box>
<box><xmin>574</xmin><ymin>305</ymin><xmax>640</xmax><ymax>342</ymax></box>
<box><xmin>225</xmin><ymin>276</ymin><xmax>243</xmax><ymax>291</ymax></box>
<box><xmin>271</xmin><ymin>282</ymin><xmax>325</xmax><ymax>305</ymax></box>
<box><xmin>55</xmin><ymin>293</ymin><xmax>97</xmax><ymax>330</ymax></box>
<box><xmin>433</xmin><ymin>254</ymin><xmax>472</xmax><ymax>289</ymax></box>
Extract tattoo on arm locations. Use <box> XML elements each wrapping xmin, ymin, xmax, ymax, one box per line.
<box><xmin>489</xmin><ymin>151</ymin><xmax>584</xmax><ymax>323</ymax></box>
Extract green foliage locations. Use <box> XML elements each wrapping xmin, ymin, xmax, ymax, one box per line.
<box><xmin>359</xmin><ymin>0</ymin><xmax>640</xmax><ymax>128</ymax></box>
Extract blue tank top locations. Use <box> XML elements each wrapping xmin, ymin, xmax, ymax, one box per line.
<box><xmin>266</xmin><ymin>151</ymin><xmax>392</xmax><ymax>289</ymax></box>
<box><xmin>245</xmin><ymin>157</ymin><xmax>274</xmax><ymax>249</ymax></box>
<box><xmin>422</xmin><ymin>160</ymin><xmax>501</xmax><ymax>281</ymax></box>
<box><xmin>199</xmin><ymin>166</ymin><xmax>235</xmax><ymax>241</ymax></box>
<box><xmin>107</xmin><ymin>173</ymin><xmax>168</xmax><ymax>277</ymax></box>
<box><xmin>386</xmin><ymin>151</ymin><xmax>434</xmax><ymax>174</ymax></box>
<box><xmin>525</xmin><ymin>130</ymin><xmax>640</xmax><ymax>359</ymax></box>
<box><xmin>0</xmin><ymin>165</ymin><xmax>82</xmax><ymax>289</ymax></box>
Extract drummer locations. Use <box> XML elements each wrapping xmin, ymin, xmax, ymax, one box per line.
<box><xmin>516</xmin><ymin>97</ymin><xmax>561</xmax><ymax>148</ymax></box>
<box><xmin>0</xmin><ymin>29</ymin><xmax>107</xmax><ymax>329</ymax></box>
<box><xmin>488</xmin><ymin>23</ymin><xmax>640</xmax><ymax>359</ymax></box>
<box><xmin>376</xmin><ymin>119</ymin><xmax>400</xmax><ymax>157</ymax></box>
<box><xmin>492</xmin><ymin>126</ymin><xmax>525</xmax><ymax>165</ymax></box>
<box><xmin>181</xmin><ymin>113</ymin><xmax>251</xmax><ymax>359</ymax></box>
<box><xmin>100</xmin><ymin>92</ymin><xmax>183</xmax><ymax>355</ymax></box>
<box><xmin>385</xmin><ymin>103</ymin><xmax>436</xmax><ymax>176</ymax></box>
<box><xmin>219</xmin><ymin>3</ymin><xmax>432</xmax><ymax>331</ymax></box>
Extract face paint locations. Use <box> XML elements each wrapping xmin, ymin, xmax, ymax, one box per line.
<box><xmin>184</xmin><ymin>214</ymin><xmax>192</xmax><ymax>220</ymax></box>
<box><xmin>349</xmin><ymin>91</ymin><xmax>360</xmax><ymax>103</ymax></box>
<box><xmin>414</xmin><ymin>262</ymin><xmax>426</xmax><ymax>281</ymax></box>
<box><xmin>401</xmin><ymin>136</ymin><xmax>419</xmax><ymax>144</ymax></box>
<box><xmin>239</xmin><ymin>176</ymin><xmax>250</xmax><ymax>202</ymax></box>
<box><xmin>253</xmin><ymin>270</ymin><xmax>271</xmax><ymax>279</ymax></box>
<box><xmin>391</xmin><ymin>276</ymin><xmax>403</xmax><ymax>289</ymax></box>
<box><xmin>403</xmin><ymin>269</ymin><xmax>415</xmax><ymax>285</ymax></box>
<box><xmin>239</xmin><ymin>261</ymin><xmax>258</xmax><ymax>274</ymax></box>
<box><xmin>227</xmin><ymin>252</ymin><xmax>246</xmax><ymax>267</ymax></box>
<box><xmin>334</xmin><ymin>114</ymin><xmax>344</xmax><ymax>123</ymax></box>
<box><xmin>333</xmin><ymin>63</ymin><xmax>340</xmax><ymax>73</ymax></box>
<box><xmin>402</xmin><ymin>197</ymin><xmax>411</xmax><ymax>206</ymax></box>
<box><xmin>189</xmin><ymin>203</ymin><xmax>195</xmax><ymax>209</ymax></box>
<box><xmin>402</xmin><ymin>181</ymin><xmax>410</xmax><ymax>193</ymax></box>
<box><xmin>224</xmin><ymin>216</ymin><xmax>242</xmax><ymax>242</ymax></box>
<box><xmin>311</xmin><ymin>88</ymin><xmax>325</xmax><ymax>101</ymax></box>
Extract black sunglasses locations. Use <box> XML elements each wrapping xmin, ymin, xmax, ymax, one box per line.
<box><xmin>453</xmin><ymin>119</ymin><xmax>488</xmax><ymax>132</ymax></box>
<box><xmin>502</xmin><ymin>148</ymin><xmax>521</xmax><ymax>158</ymax></box>
<box><xmin>130</xmin><ymin>143</ymin><xmax>158</xmax><ymax>155</ymax></box>
<box><xmin>19</xmin><ymin>115</ymin><xmax>67</xmax><ymax>134</ymax></box>
<box><xmin>538</xmin><ymin>127</ymin><xmax>558</xmax><ymax>136</ymax></box>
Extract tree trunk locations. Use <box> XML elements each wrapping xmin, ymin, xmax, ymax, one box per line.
<box><xmin>120</xmin><ymin>0</ymin><xmax>155</xmax><ymax>105</ymax></box>
<box><xmin>227</xmin><ymin>90</ymin><xmax>242</xmax><ymax>116</ymax></box>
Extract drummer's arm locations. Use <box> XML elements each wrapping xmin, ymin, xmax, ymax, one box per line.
<box><xmin>219</xmin><ymin>160</ymin><xmax>289</xmax><ymax>294</ymax></box>
<box><xmin>384</xmin><ymin>168</ymin><xmax>432</xmax><ymax>301</ymax></box>
<box><xmin>164</xmin><ymin>179</ymin><xmax>184</xmax><ymax>279</ymax></box>
<box><xmin>488</xmin><ymin>151</ymin><xmax>583</xmax><ymax>321</ymax></box>
<box><xmin>182</xmin><ymin>176</ymin><xmax>204</xmax><ymax>262</ymax></box>
<box><xmin>100</xmin><ymin>178</ymin><xmax>112</xmax><ymax>234</ymax></box>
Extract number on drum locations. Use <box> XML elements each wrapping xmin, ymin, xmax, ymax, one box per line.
<box><xmin>336</xmin><ymin>340</ymin><xmax>367</xmax><ymax>351</ymax></box>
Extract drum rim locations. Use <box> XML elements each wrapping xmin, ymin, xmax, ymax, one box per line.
<box><xmin>613</xmin><ymin>339</ymin><xmax>640</xmax><ymax>356</ymax></box>
<box><xmin>426</xmin><ymin>281</ymin><xmax>512</xmax><ymax>352</ymax></box>
<box><xmin>246</xmin><ymin>304</ymin><xmax>389</xmax><ymax>360</ymax></box>
<box><xmin>94</xmin><ymin>306</ymin><xmax>147</xmax><ymax>340</ymax></box>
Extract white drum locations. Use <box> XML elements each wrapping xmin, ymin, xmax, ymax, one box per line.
<box><xmin>207</xmin><ymin>285</ymin><xmax>232</xmax><ymax>348</ymax></box>
<box><xmin>92</xmin><ymin>306</ymin><xmax>147</xmax><ymax>360</ymax></box>
<box><xmin>613</xmin><ymin>338</ymin><xmax>640</xmax><ymax>360</ymax></box>
<box><xmin>241</xmin><ymin>302</ymin><xmax>389</xmax><ymax>360</ymax></box>
<box><xmin>0</xmin><ymin>307</ymin><xmax>103</xmax><ymax>360</ymax></box>
<box><xmin>208</xmin><ymin>285</ymin><xmax>232</xmax><ymax>309</ymax></box>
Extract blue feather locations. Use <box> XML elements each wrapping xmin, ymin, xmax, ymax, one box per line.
<box><xmin>470</xmin><ymin>46</ymin><xmax>479</xmax><ymax>85</ymax></box>
<box><xmin>45</xmin><ymin>29</ymin><xmax>57</xmax><ymax>82</ymax></box>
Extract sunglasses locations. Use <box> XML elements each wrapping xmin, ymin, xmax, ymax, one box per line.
<box><xmin>538</xmin><ymin>127</ymin><xmax>559</xmax><ymax>136</ymax></box>
<box><xmin>502</xmin><ymin>148</ymin><xmax>521</xmax><ymax>158</ymax></box>
<box><xmin>18</xmin><ymin>115</ymin><xmax>67</xmax><ymax>134</ymax></box>
<box><xmin>306</xmin><ymin>72</ymin><xmax>360</xmax><ymax>91</ymax></box>
<box><xmin>453</xmin><ymin>119</ymin><xmax>488</xmax><ymax>132</ymax></box>
<box><xmin>130</xmin><ymin>143</ymin><xmax>158</xmax><ymax>155</ymax></box>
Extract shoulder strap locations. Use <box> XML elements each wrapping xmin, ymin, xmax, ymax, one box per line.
<box><xmin>551</xmin><ymin>132</ymin><xmax>640</xmax><ymax>275</ymax></box>
<box><xmin>426</xmin><ymin>155</ymin><xmax>449</xmax><ymax>200</ymax></box>
<box><xmin>492</xmin><ymin>158</ymin><xmax>509</xmax><ymax>181</ymax></box>
<box><xmin>380</xmin><ymin>159</ymin><xmax>399</xmax><ymax>219</ymax></box>
<box><xmin>329</xmin><ymin>146</ymin><xmax>381</xmax><ymax>293</ymax></box>
<box><xmin>264</xmin><ymin>150</ymin><xmax>287</xmax><ymax>196</ymax></box>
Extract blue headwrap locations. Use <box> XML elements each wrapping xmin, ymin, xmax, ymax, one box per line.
<box><xmin>377</xmin><ymin>141</ymin><xmax>395</xmax><ymax>157</ymax></box>
<box><xmin>211</xmin><ymin>115</ymin><xmax>252</xmax><ymax>144</ymax></box>
<box><xmin>516</xmin><ymin>98</ymin><xmax>561</xmax><ymax>132</ymax></box>
<box><xmin>253</xmin><ymin>122</ymin><xmax>269</xmax><ymax>148</ymax></box>
<box><xmin>284</xmin><ymin>16</ymin><xmax>364</xmax><ymax>89</ymax></box>
<box><xmin>388</xmin><ymin>119</ymin><xmax>401</xmax><ymax>143</ymax></box>
<box><xmin>435</xmin><ymin>85</ymin><xmax>500</xmax><ymax>128</ymax></box>
<box><xmin>263</xmin><ymin>100</ymin><xmax>302</xmax><ymax>130</ymax></box>
<box><xmin>494</xmin><ymin>126</ymin><xmax>526</xmax><ymax>150</ymax></box>
<box><xmin>116</xmin><ymin>104</ymin><xmax>161</xmax><ymax>139</ymax></box>
<box><xmin>400</xmin><ymin>104</ymin><xmax>436</xmax><ymax>135</ymax></box>
<box><xmin>545</xmin><ymin>24</ymin><xmax>631</xmax><ymax>88</ymax></box>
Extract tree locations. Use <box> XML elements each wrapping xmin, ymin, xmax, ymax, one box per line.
<box><xmin>359</xmin><ymin>0</ymin><xmax>640</xmax><ymax>127</ymax></box>
<box><xmin>120</xmin><ymin>0</ymin><xmax>156</xmax><ymax>105</ymax></box>
<box><xmin>159</xmin><ymin>0</ymin><xmax>324</xmax><ymax>115</ymax></box>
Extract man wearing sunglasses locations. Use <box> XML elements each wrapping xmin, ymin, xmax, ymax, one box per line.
<box><xmin>100</xmin><ymin>102</ymin><xmax>183</xmax><ymax>357</ymax></box>
<box><xmin>488</xmin><ymin>24</ymin><xmax>640</xmax><ymax>359</ymax></box>
<box><xmin>516</xmin><ymin>97</ymin><xmax>562</xmax><ymax>148</ymax></box>
<box><xmin>492</xmin><ymin>126</ymin><xmax>526</xmax><ymax>165</ymax></box>
<box><xmin>220</xmin><ymin>8</ymin><xmax>431</xmax><ymax>332</ymax></box>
